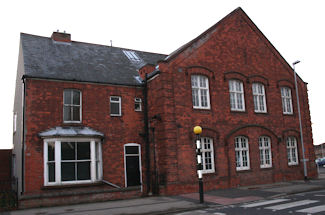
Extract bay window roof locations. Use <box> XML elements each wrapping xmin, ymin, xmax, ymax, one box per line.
<box><xmin>39</xmin><ymin>126</ymin><xmax>104</xmax><ymax>138</ymax></box>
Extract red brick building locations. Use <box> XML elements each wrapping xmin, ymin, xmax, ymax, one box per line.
<box><xmin>13</xmin><ymin>7</ymin><xmax>316</xmax><ymax>207</ymax></box>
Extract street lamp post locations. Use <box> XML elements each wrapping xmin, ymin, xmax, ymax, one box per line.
<box><xmin>193</xmin><ymin>126</ymin><xmax>204</xmax><ymax>203</ymax></box>
<box><xmin>293</xmin><ymin>60</ymin><xmax>308</xmax><ymax>180</ymax></box>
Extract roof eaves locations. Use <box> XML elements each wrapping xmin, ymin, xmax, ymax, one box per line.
<box><xmin>22</xmin><ymin>75</ymin><xmax>145</xmax><ymax>88</ymax></box>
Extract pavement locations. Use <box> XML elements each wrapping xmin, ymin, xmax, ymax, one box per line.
<box><xmin>3</xmin><ymin>170</ymin><xmax>325</xmax><ymax>215</ymax></box>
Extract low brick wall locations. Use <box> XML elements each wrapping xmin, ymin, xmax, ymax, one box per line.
<box><xmin>19</xmin><ymin>186</ymin><xmax>142</xmax><ymax>209</ymax></box>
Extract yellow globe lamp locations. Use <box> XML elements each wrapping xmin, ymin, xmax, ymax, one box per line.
<box><xmin>193</xmin><ymin>126</ymin><xmax>202</xmax><ymax>135</ymax></box>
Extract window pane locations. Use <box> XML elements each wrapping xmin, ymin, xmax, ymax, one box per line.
<box><xmin>191</xmin><ymin>76</ymin><xmax>198</xmax><ymax>87</ymax></box>
<box><xmin>126</xmin><ymin>146</ymin><xmax>139</xmax><ymax>154</ymax></box>
<box><xmin>73</xmin><ymin>91</ymin><xmax>80</xmax><ymax>105</ymax></box>
<box><xmin>48</xmin><ymin>163</ymin><xmax>55</xmax><ymax>182</ymax></box>
<box><xmin>192</xmin><ymin>89</ymin><xmax>199</xmax><ymax>106</ymax></box>
<box><xmin>200</xmin><ymin>76</ymin><xmax>206</xmax><ymax>87</ymax></box>
<box><xmin>48</xmin><ymin>142</ymin><xmax>55</xmax><ymax>161</ymax></box>
<box><xmin>64</xmin><ymin>91</ymin><xmax>71</xmax><ymax>105</ymax></box>
<box><xmin>230</xmin><ymin>93</ymin><xmax>236</xmax><ymax>109</ymax></box>
<box><xmin>201</xmin><ymin>89</ymin><xmax>208</xmax><ymax>107</ymax></box>
<box><xmin>77</xmin><ymin>142</ymin><xmax>90</xmax><ymax>160</ymax></box>
<box><xmin>61</xmin><ymin>162</ymin><xmax>75</xmax><ymax>181</ymax></box>
<box><xmin>61</xmin><ymin>142</ymin><xmax>75</xmax><ymax>160</ymax></box>
<box><xmin>110</xmin><ymin>97</ymin><xmax>120</xmax><ymax>102</ymax></box>
<box><xmin>111</xmin><ymin>103</ymin><xmax>120</xmax><ymax>115</ymax></box>
<box><xmin>72</xmin><ymin>106</ymin><xmax>80</xmax><ymax>121</ymax></box>
<box><xmin>63</xmin><ymin>106</ymin><xmax>71</xmax><ymax>121</ymax></box>
<box><xmin>77</xmin><ymin>162</ymin><xmax>90</xmax><ymax>180</ymax></box>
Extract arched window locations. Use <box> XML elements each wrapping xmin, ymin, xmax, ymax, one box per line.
<box><xmin>287</xmin><ymin>136</ymin><xmax>298</xmax><ymax>165</ymax></box>
<box><xmin>229</xmin><ymin>80</ymin><xmax>245</xmax><ymax>111</ymax></box>
<box><xmin>252</xmin><ymin>83</ymin><xmax>267</xmax><ymax>113</ymax></box>
<box><xmin>201</xmin><ymin>137</ymin><xmax>215</xmax><ymax>173</ymax></box>
<box><xmin>235</xmin><ymin>136</ymin><xmax>250</xmax><ymax>170</ymax></box>
<box><xmin>259</xmin><ymin>136</ymin><xmax>272</xmax><ymax>168</ymax></box>
<box><xmin>191</xmin><ymin>75</ymin><xmax>210</xmax><ymax>109</ymax></box>
<box><xmin>281</xmin><ymin>87</ymin><xmax>293</xmax><ymax>114</ymax></box>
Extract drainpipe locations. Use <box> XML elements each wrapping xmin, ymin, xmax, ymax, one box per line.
<box><xmin>143</xmin><ymin>73</ymin><xmax>151</xmax><ymax>194</ymax></box>
<box><xmin>21</xmin><ymin>77</ymin><xmax>26</xmax><ymax>195</ymax></box>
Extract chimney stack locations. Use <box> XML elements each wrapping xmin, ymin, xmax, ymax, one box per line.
<box><xmin>51</xmin><ymin>30</ymin><xmax>71</xmax><ymax>43</ymax></box>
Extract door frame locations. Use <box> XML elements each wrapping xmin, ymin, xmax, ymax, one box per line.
<box><xmin>124</xmin><ymin>143</ymin><xmax>142</xmax><ymax>190</ymax></box>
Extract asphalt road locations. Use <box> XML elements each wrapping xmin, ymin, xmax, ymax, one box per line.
<box><xmin>175</xmin><ymin>189</ymin><xmax>325</xmax><ymax>215</ymax></box>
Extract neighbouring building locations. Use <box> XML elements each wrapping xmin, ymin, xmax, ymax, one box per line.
<box><xmin>314</xmin><ymin>143</ymin><xmax>325</xmax><ymax>159</ymax></box>
<box><xmin>13</xmin><ymin>7</ymin><xmax>317</xmax><ymax>208</ymax></box>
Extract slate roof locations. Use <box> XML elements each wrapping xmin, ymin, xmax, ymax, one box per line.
<box><xmin>21</xmin><ymin>33</ymin><xmax>167</xmax><ymax>86</ymax></box>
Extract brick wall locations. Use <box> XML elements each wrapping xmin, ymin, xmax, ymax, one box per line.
<box><xmin>144</xmin><ymin>8</ymin><xmax>316</xmax><ymax>195</ymax></box>
<box><xmin>24</xmin><ymin>79</ymin><xmax>145</xmax><ymax>196</ymax></box>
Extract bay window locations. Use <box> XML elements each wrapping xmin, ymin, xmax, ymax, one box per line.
<box><xmin>43</xmin><ymin>138</ymin><xmax>102</xmax><ymax>186</ymax></box>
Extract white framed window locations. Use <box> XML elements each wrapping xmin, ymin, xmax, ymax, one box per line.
<box><xmin>259</xmin><ymin>136</ymin><xmax>272</xmax><ymax>168</ymax></box>
<box><xmin>281</xmin><ymin>87</ymin><xmax>293</xmax><ymax>114</ymax></box>
<box><xmin>43</xmin><ymin>138</ymin><xmax>102</xmax><ymax>186</ymax></box>
<box><xmin>201</xmin><ymin>137</ymin><xmax>215</xmax><ymax>174</ymax></box>
<box><xmin>286</xmin><ymin>136</ymin><xmax>298</xmax><ymax>165</ymax></box>
<box><xmin>63</xmin><ymin>89</ymin><xmax>82</xmax><ymax>123</ymax></box>
<box><xmin>252</xmin><ymin>83</ymin><xmax>267</xmax><ymax>113</ymax></box>
<box><xmin>191</xmin><ymin>75</ymin><xmax>210</xmax><ymax>109</ymax></box>
<box><xmin>229</xmin><ymin>80</ymin><xmax>245</xmax><ymax>111</ymax></box>
<box><xmin>110</xmin><ymin>96</ymin><xmax>121</xmax><ymax>116</ymax></box>
<box><xmin>134</xmin><ymin>98</ymin><xmax>142</xmax><ymax>111</ymax></box>
<box><xmin>235</xmin><ymin>136</ymin><xmax>250</xmax><ymax>170</ymax></box>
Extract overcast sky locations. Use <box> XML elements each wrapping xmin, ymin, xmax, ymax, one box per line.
<box><xmin>1</xmin><ymin>0</ymin><xmax>324</xmax><ymax>149</ymax></box>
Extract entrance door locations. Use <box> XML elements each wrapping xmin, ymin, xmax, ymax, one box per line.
<box><xmin>124</xmin><ymin>144</ymin><xmax>141</xmax><ymax>187</ymax></box>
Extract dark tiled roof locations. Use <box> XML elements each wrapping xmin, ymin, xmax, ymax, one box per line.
<box><xmin>21</xmin><ymin>33</ymin><xmax>167</xmax><ymax>86</ymax></box>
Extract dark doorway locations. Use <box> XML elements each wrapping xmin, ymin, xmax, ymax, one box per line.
<box><xmin>124</xmin><ymin>145</ymin><xmax>141</xmax><ymax>187</ymax></box>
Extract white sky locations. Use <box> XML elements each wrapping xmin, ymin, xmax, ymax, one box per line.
<box><xmin>1</xmin><ymin>0</ymin><xmax>325</xmax><ymax>149</ymax></box>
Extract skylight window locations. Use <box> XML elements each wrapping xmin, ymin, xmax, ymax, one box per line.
<box><xmin>123</xmin><ymin>50</ymin><xmax>142</xmax><ymax>63</ymax></box>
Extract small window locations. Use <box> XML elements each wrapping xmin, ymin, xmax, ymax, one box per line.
<box><xmin>110</xmin><ymin>96</ymin><xmax>121</xmax><ymax>116</ymax></box>
<box><xmin>281</xmin><ymin>87</ymin><xmax>293</xmax><ymax>114</ymax></box>
<box><xmin>229</xmin><ymin>80</ymin><xmax>245</xmax><ymax>111</ymax></box>
<box><xmin>135</xmin><ymin>98</ymin><xmax>142</xmax><ymax>111</ymax></box>
<box><xmin>252</xmin><ymin>83</ymin><xmax>267</xmax><ymax>113</ymax></box>
<box><xmin>63</xmin><ymin>89</ymin><xmax>81</xmax><ymax>123</ymax></box>
<box><xmin>191</xmin><ymin>75</ymin><xmax>210</xmax><ymax>109</ymax></box>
